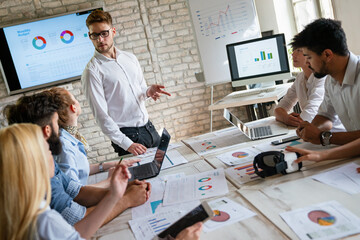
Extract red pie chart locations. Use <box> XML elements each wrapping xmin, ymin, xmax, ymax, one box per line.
<box><xmin>211</xmin><ymin>210</ymin><xmax>230</xmax><ymax>222</ymax></box>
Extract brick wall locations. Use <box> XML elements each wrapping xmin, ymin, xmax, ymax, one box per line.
<box><xmin>0</xmin><ymin>0</ymin><xmax>247</xmax><ymax>163</ymax></box>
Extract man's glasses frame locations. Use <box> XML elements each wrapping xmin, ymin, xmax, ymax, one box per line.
<box><xmin>89</xmin><ymin>28</ymin><xmax>112</xmax><ymax>40</ymax></box>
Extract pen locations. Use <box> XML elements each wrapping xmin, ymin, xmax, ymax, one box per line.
<box><xmin>118</xmin><ymin>157</ymin><xmax>123</xmax><ymax>165</ymax></box>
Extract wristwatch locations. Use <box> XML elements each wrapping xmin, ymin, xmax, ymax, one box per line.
<box><xmin>99</xmin><ymin>162</ymin><xmax>104</xmax><ymax>172</ymax></box>
<box><xmin>321</xmin><ymin>131</ymin><xmax>332</xmax><ymax>146</ymax></box>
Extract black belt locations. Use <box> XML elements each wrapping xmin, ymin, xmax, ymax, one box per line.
<box><xmin>120</xmin><ymin>121</ymin><xmax>153</xmax><ymax>131</ymax></box>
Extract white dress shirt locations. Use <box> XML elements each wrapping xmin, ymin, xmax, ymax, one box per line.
<box><xmin>82</xmin><ymin>48</ymin><xmax>149</xmax><ymax>150</ymax></box>
<box><xmin>317</xmin><ymin>52</ymin><xmax>360</xmax><ymax>132</ymax></box>
<box><xmin>276</xmin><ymin>72</ymin><xmax>326</xmax><ymax>122</ymax></box>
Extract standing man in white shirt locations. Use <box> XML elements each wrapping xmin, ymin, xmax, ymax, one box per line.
<box><xmin>82</xmin><ymin>10</ymin><xmax>171</xmax><ymax>156</ymax></box>
<box><xmin>291</xmin><ymin>18</ymin><xmax>360</xmax><ymax>146</ymax></box>
<box><xmin>274</xmin><ymin>46</ymin><xmax>327</xmax><ymax>126</ymax></box>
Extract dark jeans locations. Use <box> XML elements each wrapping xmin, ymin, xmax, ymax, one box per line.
<box><xmin>111</xmin><ymin>121</ymin><xmax>161</xmax><ymax>156</ymax></box>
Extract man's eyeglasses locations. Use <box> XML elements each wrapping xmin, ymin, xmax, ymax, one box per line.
<box><xmin>89</xmin><ymin>29</ymin><xmax>111</xmax><ymax>40</ymax></box>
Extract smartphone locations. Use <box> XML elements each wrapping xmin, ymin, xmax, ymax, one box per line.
<box><xmin>157</xmin><ymin>202</ymin><xmax>214</xmax><ymax>239</ymax></box>
<box><xmin>271</xmin><ymin>135</ymin><xmax>300</xmax><ymax>145</ymax></box>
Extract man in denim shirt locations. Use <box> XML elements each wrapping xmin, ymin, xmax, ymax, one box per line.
<box><xmin>51</xmin><ymin>162</ymin><xmax>85</xmax><ymax>225</ymax></box>
<box><xmin>3</xmin><ymin>91</ymin><xmax>150</xmax><ymax>228</ymax></box>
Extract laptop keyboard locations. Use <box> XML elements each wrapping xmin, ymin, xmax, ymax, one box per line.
<box><xmin>133</xmin><ymin>164</ymin><xmax>155</xmax><ymax>178</ymax></box>
<box><xmin>252</xmin><ymin>126</ymin><xmax>273</xmax><ymax>138</ymax></box>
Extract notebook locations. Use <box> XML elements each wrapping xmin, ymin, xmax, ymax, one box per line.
<box><xmin>128</xmin><ymin>128</ymin><xmax>171</xmax><ymax>181</ymax></box>
<box><xmin>223</xmin><ymin>108</ymin><xmax>288</xmax><ymax>140</ymax></box>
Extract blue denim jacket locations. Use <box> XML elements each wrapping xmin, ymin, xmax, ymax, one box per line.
<box><xmin>50</xmin><ymin>161</ymin><xmax>86</xmax><ymax>225</ymax></box>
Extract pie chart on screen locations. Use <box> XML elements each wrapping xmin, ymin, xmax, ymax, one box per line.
<box><xmin>60</xmin><ymin>30</ymin><xmax>74</xmax><ymax>44</ymax></box>
<box><xmin>308</xmin><ymin>210</ymin><xmax>335</xmax><ymax>226</ymax></box>
<box><xmin>32</xmin><ymin>36</ymin><xmax>46</xmax><ymax>50</ymax></box>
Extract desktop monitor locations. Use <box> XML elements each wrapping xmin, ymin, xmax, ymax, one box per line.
<box><xmin>226</xmin><ymin>34</ymin><xmax>291</xmax><ymax>88</ymax></box>
<box><xmin>0</xmin><ymin>7</ymin><xmax>102</xmax><ymax>95</ymax></box>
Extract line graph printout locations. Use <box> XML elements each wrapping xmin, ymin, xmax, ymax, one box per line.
<box><xmin>189</xmin><ymin>0</ymin><xmax>260</xmax><ymax>85</ymax></box>
<box><xmin>163</xmin><ymin>168</ymin><xmax>229</xmax><ymax>206</ymax></box>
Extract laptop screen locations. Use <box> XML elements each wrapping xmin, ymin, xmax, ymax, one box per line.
<box><xmin>223</xmin><ymin>108</ymin><xmax>248</xmax><ymax>134</ymax></box>
<box><xmin>152</xmin><ymin>128</ymin><xmax>171</xmax><ymax>170</ymax></box>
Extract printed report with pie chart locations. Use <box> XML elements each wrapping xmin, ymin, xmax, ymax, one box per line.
<box><xmin>280</xmin><ymin>201</ymin><xmax>360</xmax><ymax>240</ymax></box>
<box><xmin>216</xmin><ymin>146</ymin><xmax>261</xmax><ymax>166</ymax></box>
<box><xmin>203</xmin><ymin>197</ymin><xmax>256</xmax><ymax>232</ymax></box>
<box><xmin>163</xmin><ymin>168</ymin><xmax>229</xmax><ymax>206</ymax></box>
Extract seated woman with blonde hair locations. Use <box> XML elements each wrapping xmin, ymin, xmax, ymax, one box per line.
<box><xmin>0</xmin><ymin>123</ymin><xmax>130</xmax><ymax>239</ymax></box>
<box><xmin>49</xmin><ymin>87</ymin><xmax>138</xmax><ymax>186</ymax></box>
<box><xmin>0</xmin><ymin>123</ymin><xmax>203</xmax><ymax>239</ymax></box>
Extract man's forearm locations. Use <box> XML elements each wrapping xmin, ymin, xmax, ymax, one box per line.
<box><xmin>274</xmin><ymin>108</ymin><xmax>287</xmax><ymax>123</ymax></box>
<box><xmin>74</xmin><ymin>186</ymin><xmax>108</xmax><ymax>207</ymax></box>
<box><xmin>330</xmin><ymin>131</ymin><xmax>360</xmax><ymax>145</ymax></box>
<box><xmin>311</xmin><ymin>115</ymin><xmax>332</xmax><ymax>131</ymax></box>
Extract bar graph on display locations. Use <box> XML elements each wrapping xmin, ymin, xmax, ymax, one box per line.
<box><xmin>255</xmin><ymin>51</ymin><xmax>273</xmax><ymax>61</ymax></box>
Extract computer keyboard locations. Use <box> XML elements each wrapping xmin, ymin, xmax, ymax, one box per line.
<box><xmin>251</xmin><ymin>126</ymin><xmax>273</xmax><ymax>138</ymax></box>
<box><xmin>230</xmin><ymin>86</ymin><xmax>276</xmax><ymax>98</ymax></box>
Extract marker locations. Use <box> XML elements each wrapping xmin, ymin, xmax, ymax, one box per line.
<box><xmin>165</xmin><ymin>154</ymin><xmax>174</xmax><ymax>165</ymax></box>
<box><xmin>118</xmin><ymin>157</ymin><xmax>123</xmax><ymax>165</ymax></box>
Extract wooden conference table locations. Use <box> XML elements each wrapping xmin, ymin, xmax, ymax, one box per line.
<box><xmin>90</xmin><ymin>123</ymin><xmax>360</xmax><ymax>240</ymax></box>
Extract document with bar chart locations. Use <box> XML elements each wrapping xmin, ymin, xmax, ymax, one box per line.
<box><xmin>225</xmin><ymin>162</ymin><xmax>260</xmax><ymax>184</ymax></box>
<box><xmin>129</xmin><ymin>210</ymin><xmax>184</xmax><ymax>240</ymax></box>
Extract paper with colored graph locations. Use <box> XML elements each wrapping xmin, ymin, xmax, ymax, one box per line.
<box><xmin>216</xmin><ymin>146</ymin><xmax>261</xmax><ymax>166</ymax></box>
<box><xmin>129</xmin><ymin>210</ymin><xmax>186</xmax><ymax>240</ymax></box>
<box><xmin>182</xmin><ymin>127</ymin><xmax>246</xmax><ymax>156</ymax></box>
<box><xmin>203</xmin><ymin>197</ymin><xmax>256</xmax><ymax>232</ymax></box>
<box><xmin>280</xmin><ymin>201</ymin><xmax>360</xmax><ymax>240</ymax></box>
<box><xmin>225</xmin><ymin>162</ymin><xmax>260</xmax><ymax>184</ymax></box>
<box><xmin>132</xmin><ymin>173</ymin><xmax>199</xmax><ymax>219</ymax></box>
<box><xmin>163</xmin><ymin>168</ymin><xmax>229</xmax><ymax>205</ymax></box>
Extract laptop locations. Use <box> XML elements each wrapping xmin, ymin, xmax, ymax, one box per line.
<box><xmin>128</xmin><ymin>128</ymin><xmax>171</xmax><ymax>181</ymax></box>
<box><xmin>223</xmin><ymin>108</ymin><xmax>288</xmax><ymax>140</ymax></box>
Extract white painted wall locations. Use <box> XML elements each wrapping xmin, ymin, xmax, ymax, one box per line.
<box><xmin>255</xmin><ymin>0</ymin><xmax>296</xmax><ymax>44</ymax></box>
<box><xmin>254</xmin><ymin>0</ymin><xmax>278</xmax><ymax>34</ymax></box>
<box><xmin>273</xmin><ymin>0</ymin><xmax>297</xmax><ymax>44</ymax></box>
<box><xmin>332</xmin><ymin>0</ymin><xmax>360</xmax><ymax>55</ymax></box>
<box><xmin>255</xmin><ymin>0</ymin><xmax>359</xmax><ymax>55</ymax></box>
